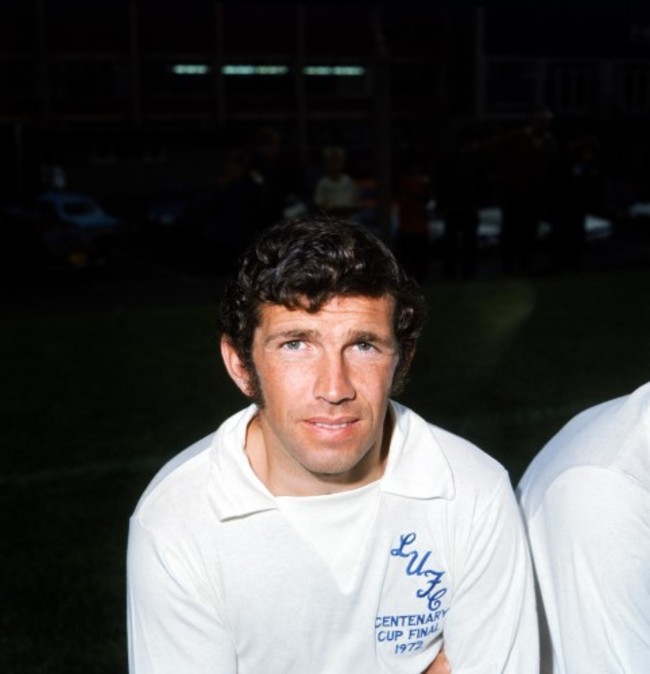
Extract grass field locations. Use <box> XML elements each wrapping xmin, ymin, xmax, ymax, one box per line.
<box><xmin>2</xmin><ymin>266</ymin><xmax>650</xmax><ymax>673</ymax></box>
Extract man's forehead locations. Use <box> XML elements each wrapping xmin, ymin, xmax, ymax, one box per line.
<box><xmin>256</xmin><ymin>294</ymin><xmax>396</xmax><ymax>329</ymax></box>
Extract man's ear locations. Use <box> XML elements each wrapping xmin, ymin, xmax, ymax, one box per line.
<box><xmin>220</xmin><ymin>336</ymin><xmax>254</xmax><ymax>397</ymax></box>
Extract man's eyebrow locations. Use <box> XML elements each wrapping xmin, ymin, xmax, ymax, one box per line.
<box><xmin>349</xmin><ymin>330</ymin><xmax>395</xmax><ymax>347</ymax></box>
<box><xmin>263</xmin><ymin>328</ymin><xmax>396</xmax><ymax>348</ymax></box>
<box><xmin>264</xmin><ymin>328</ymin><xmax>319</xmax><ymax>345</ymax></box>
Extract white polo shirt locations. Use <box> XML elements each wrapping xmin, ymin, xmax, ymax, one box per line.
<box><xmin>517</xmin><ymin>383</ymin><xmax>650</xmax><ymax>674</ymax></box>
<box><xmin>128</xmin><ymin>401</ymin><xmax>538</xmax><ymax>673</ymax></box>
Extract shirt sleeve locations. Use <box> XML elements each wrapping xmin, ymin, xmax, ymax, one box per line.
<box><xmin>127</xmin><ymin>516</ymin><xmax>237</xmax><ymax>674</ymax></box>
<box><xmin>444</xmin><ymin>475</ymin><xmax>539</xmax><ymax>673</ymax></box>
<box><xmin>526</xmin><ymin>467</ymin><xmax>650</xmax><ymax>674</ymax></box>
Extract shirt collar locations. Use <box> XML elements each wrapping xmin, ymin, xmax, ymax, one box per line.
<box><xmin>380</xmin><ymin>401</ymin><xmax>455</xmax><ymax>500</ymax></box>
<box><xmin>209</xmin><ymin>401</ymin><xmax>455</xmax><ymax>521</ymax></box>
<box><xmin>208</xmin><ymin>405</ymin><xmax>277</xmax><ymax>521</ymax></box>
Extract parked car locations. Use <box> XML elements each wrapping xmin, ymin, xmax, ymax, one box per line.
<box><xmin>425</xmin><ymin>202</ymin><xmax>612</xmax><ymax>245</ymax></box>
<box><xmin>627</xmin><ymin>201</ymin><xmax>650</xmax><ymax>223</ymax></box>
<box><xmin>2</xmin><ymin>191</ymin><xmax>120</xmax><ymax>273</ymax></box>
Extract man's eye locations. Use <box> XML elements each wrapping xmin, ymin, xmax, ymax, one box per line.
<box><xmin>356</xmin><ymin>342</ymin><xmax>375</xmax><ymax>351</ymax></box>
<box><xmin>283</xmin><ymin>340</ymin><xmax>303</xmax><ymax>350</ymax></box>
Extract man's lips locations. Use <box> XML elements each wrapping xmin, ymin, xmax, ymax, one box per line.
<box><xmin>305</xmin><ymin>417</ymin><xmax>359</xmax><ymax>430</ymax></box>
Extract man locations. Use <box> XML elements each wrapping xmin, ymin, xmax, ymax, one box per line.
<box><xmin>517</xmin><ymin>382</ymin><xmax>650</xmax><ymax>673</ymax></box>
<box><xmin>437</xmin><ymin>129</ymin><xmax>487</xmax><ymax>280</ymax></box>
<box><xmin>489</xmin><ymin>106</ymin><xmax>558</xmax><ymax>276</ymax></box>
<box><xmin>313</xmin><ymin>146</ymin><xmax>359</xmax><ymax>217</ymax></box>
<box><xmin>128</xmin><ymin>216</ymin><xmax>538</xmax><ymax>673</ymax></box>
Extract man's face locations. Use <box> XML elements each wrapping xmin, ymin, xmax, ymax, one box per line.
<box><xmin>222</xmin><ymin>295</ymin><xmax>400</xmax><ymax>495</ymax></box>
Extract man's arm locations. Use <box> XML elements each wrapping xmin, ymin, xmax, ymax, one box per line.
<box><xmin>127</xmin><ymin>517</ymin><xmax>236</xmax><ymax>673</ymax></box>
<box><xmin>443</xmin><ymin>476</ymin><xmax>539</xmax><ymax>672</ymax></box>
<box><xmin>423</xmin><ymin>649</ymin><xmax>451</xmax><ymax>674</ymax></box>
<box><xmin>527</xmin><ymin>468</ymin><xmax>650</xmax><ymax>674</ymax></box>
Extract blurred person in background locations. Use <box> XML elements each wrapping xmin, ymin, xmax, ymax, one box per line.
<box><xmin>547</xmin><ymin>133</ymin><xmax>602</xmax><ymax>272</ymax></box>
<box><xmin>199</xmin><ymin>148</ymin><xmax>261</xmax><ymax>269</ymax></box>
<box><xmin>489</xmin><ymin>106</ymin><xmax>558</xmax><ymax>276</ymax></box>
<box><xmin>313</xmin><ymin>146</ymin><xmax>359</xmax><ymax>217</ymax></box>
<box><xmin>250</xmin><ymin>126</ymin><xmax>304</xmax><ymax>229</ymax></box>
<box><xmin>437</xmin><ymin>129</ymin><xmax>488</xmax><ymax>280</ymax></box>
<box><xmin>395</xmin><ymin>153</ymin><xmax>432</xmax><ymax>283</ymax></box>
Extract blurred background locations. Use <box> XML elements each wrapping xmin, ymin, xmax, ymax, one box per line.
<box><xmin>2</xmin><ymin>3</ymin><xmax>650</xmax><ymax>673</ymax></box>
<box><xmin>1</xmin><ymin>2</ymin><xmax>650</xmax><ymax>280</ymax></box>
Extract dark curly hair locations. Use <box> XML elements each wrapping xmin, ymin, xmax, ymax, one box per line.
<box><xmin>217</xmin><ymin>216</ymin><xmax>426</xmax><ymax>401</ymax></box>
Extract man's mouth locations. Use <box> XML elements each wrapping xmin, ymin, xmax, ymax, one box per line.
<box><xmin>307</xmin><ymin>418</ymin><xmax>358</xmax><ymax>430</ymax></box>
<box><xmin>313</xmin><ymin>421</ymin><xmax>353</xmax><ymax>429</ymax></box>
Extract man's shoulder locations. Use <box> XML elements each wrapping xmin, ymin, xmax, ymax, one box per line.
<box><xmin>518</xmin><ymin>382</ymin><xmax>650</xmax><ymax>516</ymax></box>
<box><xmin>391</xmin><ymin>402</ymin><xmax>510</xmax><ymax>497</ymax></box>
<box><xmin>132</xmin><ymin>406</ymin><xmax>254</xmax><ymax>526</ymax></box>
<box><xmin>132</xmin><ymin>432</ymin><xmax>216</xmax><ymax>525</ymax></box>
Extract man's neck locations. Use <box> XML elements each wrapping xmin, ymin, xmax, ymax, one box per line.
<box><xmin>243</xmin><ymin>411</ymin><xmax>392</xmax><ymax>497</ymax></box>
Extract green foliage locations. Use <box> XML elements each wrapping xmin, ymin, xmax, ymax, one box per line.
<box><xmin>2</xmin><ymin>268</ymin><xmax>650</xmax><ymax>671</ymax></box>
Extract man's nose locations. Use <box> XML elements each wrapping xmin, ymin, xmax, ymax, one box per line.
<box><xmin>313</xmin><ymin>352</ymin><xmax>355</xmax><ymax>404</ymax></box>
